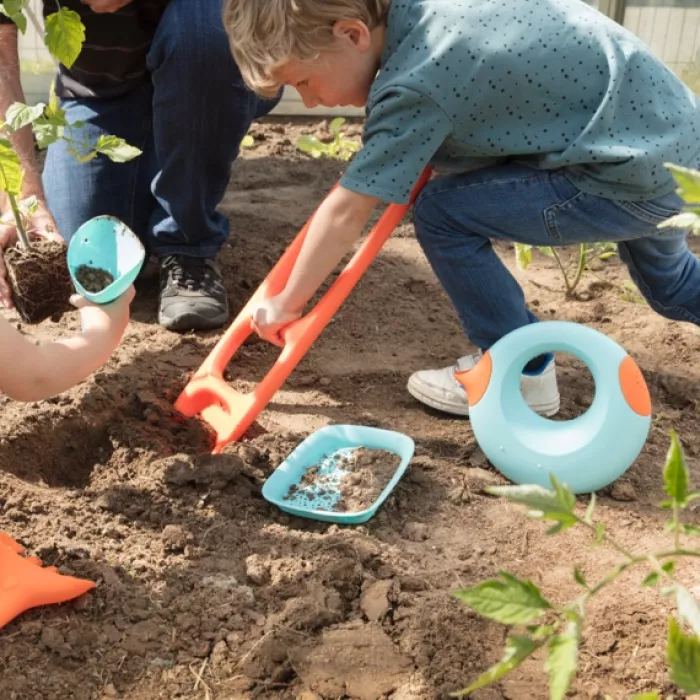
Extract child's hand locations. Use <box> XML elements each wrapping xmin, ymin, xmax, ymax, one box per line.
<box><xmin>250</xmin><ymin>296</ymin><xmax>302</xmax><ymax>346</ymax></box>
<box><xmin>70</xmin><ymin>285</ymin><xmax>135</xmax><ymax>343</ymax></box>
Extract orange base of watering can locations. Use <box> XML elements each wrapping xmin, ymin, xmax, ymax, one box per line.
<box><xmin>0</xmin><ymin>532</ymin><xmax>95</xmax><ymax>629</ymax></box>
<box><xmin>176</xmin><ymin>169</ymin><xmax>432</xmax><ymax>453</ymax></box>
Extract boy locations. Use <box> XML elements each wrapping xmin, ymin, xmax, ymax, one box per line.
<box><xmin>223</xmin><ymin>0</ymin><xmax>700</xmax><ymax>417</ymax></box>
<box><xmin>0</xmin><ymin>281</ymin><xmax>133</xmax><ymax>401</ymax></box>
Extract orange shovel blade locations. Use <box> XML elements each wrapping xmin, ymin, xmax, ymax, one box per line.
<box><xmin>176</xmin><ymin>168</ymin><xmax>432</xmax><ymax>452</ymax></box>
<box><xmin>0</xmin><ymin>532</ymin><xmax>96</xmax><ymax>629</ymax></box>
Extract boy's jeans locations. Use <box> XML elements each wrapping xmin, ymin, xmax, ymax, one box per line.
<box><xmin>42</xmin><ymin>0</ymin><xmax>279</xmax><ymax>259</ymax></box>
<box><xmin>413</xmin><ymin>164</ymin><xmax>700</xmax><ymax>349</ymax></box>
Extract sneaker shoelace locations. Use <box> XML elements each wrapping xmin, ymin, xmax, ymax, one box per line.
<box><xmin>162</xmin><ymin>255</ymin><xmax>211</xmax><ymax>291</ymax></box>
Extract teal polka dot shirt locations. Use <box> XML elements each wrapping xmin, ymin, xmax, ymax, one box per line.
<box><xmin>341</xmin><ymin>0</ymin><xmax>700</xmax><ymax>204</ymax></box>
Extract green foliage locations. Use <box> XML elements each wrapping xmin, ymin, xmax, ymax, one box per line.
<box><xmin>0</xmin><ymin>0</ymin><xmax>30</xmax><ymax>33</ymax></box>
<box><xmin>296</xmin><ymin>117</ymin><xmax>360</xmax><ymax>161</ymax></box>
<box><xmin>451</xmin><ymin>636</ymin><xmax>540</xmax><ymax>696</ymax></box>
<box><xmin>658</xmin><ymin>164</ymin><xmax>700</xmax><ymax>236</ymax></box>
<box><xmin>241</xmin><ymin>134</ymin><xmax>255</xmax><ymax>149</ymax></box>
<box><xmin>0</xmin><ymin>13</ymin><xmax>139</xmax><ymax>251</ymax></box>
<box><xmin>514</xmin><ymin>241</ymin><xmax>617</xmax><ymax>298</ymax></box>
<box><xmin>452</xmin><ymin>432</ymin><xmax>700</xmax><ymax>698</ymax></box>
<box><xmin>453</xmin><ymin>572</ymin><xmax>552</xmax><ymax>625</ymax></box>
<box><xmin>44</xmin><ymin>7</ymin><xmax>85</xmax><ymax>69</ymax></box>
<box><xmin>667</xmin><ymin>618</ymin><xmax>700</xmax><ymax>692</ymax></box>
<box><xmin>92</xmin><ymin>135</ymin><xmax>142</xmax><ymax>163</ymax></box>
<box><xmin>0</xmin><ymin>138</ymin><xmax>23</xmax><ymax>196</ymax></box>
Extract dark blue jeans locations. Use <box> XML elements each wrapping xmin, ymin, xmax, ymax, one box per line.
<box><xmin>43</xmin><ymin>0</ymin><xmax>279</xmax><ymax>258</ymax></box>
<box><xmin>413</xmin><ymin>164</ymin><xmax>700</xmax><ymax>349</ymax></box>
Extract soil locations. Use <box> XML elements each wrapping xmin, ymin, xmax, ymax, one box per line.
<box><xmin>3</xmin><ymin>238</ymin><xmax>73</xmax><ymax>324</ymax></box>
<box><xmin>1</xmin><ymin>117</ymin><xmax>700</xmax><ymax>700</ymax></box>
<box><xmin>75</xmin><ymin>265</ymin><xmax>115</xmax><ymax>293</ymax></box>
<box><xmin>285</xmin><ymin>448</ymin><xmax>402</xmax><ymax>513</ymax></box>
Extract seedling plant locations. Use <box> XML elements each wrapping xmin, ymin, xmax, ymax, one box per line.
<box><xmin>514</xmin><ymin>163</ymin><xmax>700</xmax><ymax>300</ymax></box>
<box><xmin>0</xmin><ymin>1</ymin><xmax>141</xmax><ymax>321</ymax></box>
<box><xmin>453</xmin><ymin>432</ymin><xmax>700</xmax><ymax>699</ymax></box>
<box><xmin>296</xmin><ymin>117</ymin><xmax>360</xmax><ymax>161</ymax></box>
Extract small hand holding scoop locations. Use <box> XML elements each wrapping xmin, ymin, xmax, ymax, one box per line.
<box><xmin>67</xmin><ymin>216</ymin><xmax>145</xmax><ymax>304</ymax></box>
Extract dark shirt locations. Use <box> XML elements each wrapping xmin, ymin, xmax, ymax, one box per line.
<box><xmin>1</xmin><ymin>0</ymin><xmax>170</xmax><ymax>98</ymax></box>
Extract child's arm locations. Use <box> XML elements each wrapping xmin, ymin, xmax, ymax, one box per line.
<box><xmin>0</xmin><ymin>287</ymin><xmax>134</xmax><ymax>402</ymax></box>
<box><xmin>251</xmin><ymin>186</ymin><xmax>379</xmax><ymax>344</ymax></box>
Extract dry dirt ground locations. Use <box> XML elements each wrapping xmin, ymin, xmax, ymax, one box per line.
<box><xmin>1</xmin><ymin>118</ymin><xmax>700</xmax><ymax>700</ymax></box>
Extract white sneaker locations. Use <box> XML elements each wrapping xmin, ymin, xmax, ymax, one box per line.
<box><xmin>407</xmin><ymin>353</ymin><xmax>560</xmax><ymax>417</ymax></box>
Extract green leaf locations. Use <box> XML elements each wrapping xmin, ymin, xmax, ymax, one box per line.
<box><xmin>658</xmin><ymin>212</ymin><xmax>700</xmax><ymax>236</ymax></box>
<box><xmin>545</xmin><ymin>619</ymin><xmax>581</xmax><ymax>700</ymax></box>
<box><xmin>630</xmin><ymin>694</ymin><xmax>660</xmax><ymax>700</ymax></box>
<box><xmin>32</xmin><ymin>121</ymin><xmax>63</xmax><ymax>149</ymax></box>
<box><xmin>451</xmin><ymin>635</ymin><xmax>539</xmax><ymax>697</ymax></box>
<box><xmin>44</xmin><ymin>8</ymin><xmax>85</xmax><ymax>69</ymax></box>
<box><xmin>665</xmin><ymin>163</ymin><xmax>700</xmax><ymax>205</ymax></box>
<box><xmin>8</xmin><ymin>10</ymin><xmax>26</xmax><ymax>33</ymax></box>
<box><xmin>667</xmin><ymin>617</ymin><xmax>700</xmax><ymax>693</ymax></box>
<box><xmin>675</xmin><ymin>586</ymin><xmax>700</xmax><ymax>639</ymax></box>
<box><xmin>528</xmin><ymin>624</ymin><xmax>556</xmax><ymax>641</ymax></box>
<box><xmin>574</xmin><ymin>567</ymin><xmax>587</xmax><ymax>588</ymax></box>
<box><xmin>584</xmin><ymin>493</ymin><xmax>596</xmax><ymax>524</ymax></box>
<box><xmin>515</xmin><ymin>243</ymin><xmax>533</xmax><ymax>270</ymax></box>
<box><xmin>663</xmin><ymin>431</ymin><xmax>689</xmax><ymax>507</ymax></box>
<box><xmin>486</xmin><ymin>482</ymin><xmax>578</xmax><ymax>533</ymax></box>
<box><xmin>296</xmin><ymin>134</ymin><xmax>326</xmax><ymax>157</ymax></box>
<box><xmin>241</xmin><ymin>134</ymin><xmax>254</xmax><ymax>149</ymax></box>
<box><xmin>594</xmin><ymin>523</ymin><xmax>606</xmax><ymax>545</ymax></box>
<box><xmin>94</xmin><ymin>134</ymin><xmax>142</xmax><ymax>163</ymax></box>
<box><xmin>642</xmin><ymin>573</ymin><xmax>659</xmax><ymax>587</ymax></box>
<box><xmin>537</xmin><ymin>245</ymin><xmax>556</xmax><ymax>258</ymax></box>
<box><xmin>662</xmin><ymin>561</ymin><xmax>676</xmax><ymax>575</ymax></box>
<box><xmin>1</xmin><ymin>0</ymin><xmax>28</xmax><ymax>32</ymax></box>
<box><xmin>329</xmin><ymin>117</ymin><xmax>345</xmax><ymax>134</ymax></box>
<box><xmin>4</xmin><ymin>102</ymin><xmax>46</xmax><ymax>133</ymax></box>
<box><xmin>0</xmin><ymin>138</ymin><xmax>23</xmax><ymax>195</ymax></box>
<box><xmin>453</xmin><ymin>571</ymin><xmax>552</xmax><ymax>625</ymax></box>
<box><xmin>2</xmin><ymin>0</ymin><xmax>29</xmax><ymax>14</ymax></box>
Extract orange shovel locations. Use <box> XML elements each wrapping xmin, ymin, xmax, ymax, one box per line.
<box><xmin>0</xmin><ymin>531</ymin><xmax>95</xmax><ymax>629</ymax></box>
<box><xmin>176</xmin><ymin>168</ymin><xmax>432</xmax><ymax>453</ymax></box>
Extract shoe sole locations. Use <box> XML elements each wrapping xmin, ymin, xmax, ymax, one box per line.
<box><xmin>406</xmin><ymin>377</ymin><xmax>561</xmax><ymax>418</ymax></box>
<box><xmin>159</xmin><ymin>310</ymin><xmax>229</xmax><ymax>332</ymax></box>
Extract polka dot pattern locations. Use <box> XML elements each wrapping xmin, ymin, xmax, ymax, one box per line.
<box><xmin>341</xmin><ymin>0</ymin><xmax>700</xmax><ymax>204</ymax></box>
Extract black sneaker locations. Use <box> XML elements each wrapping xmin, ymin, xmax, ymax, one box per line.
<box><xmin>158</xmin><ymin>255</ymin><xmax>229</xmax><ymax>331</ymax></box>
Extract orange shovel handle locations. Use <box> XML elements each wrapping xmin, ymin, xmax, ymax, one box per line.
<box><xmin>175</xmin><ymin>168</ymin><xmax>432</xmax><ymax>450</ymax></box>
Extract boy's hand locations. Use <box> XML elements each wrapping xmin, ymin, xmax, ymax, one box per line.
<box><xmin>70</xmin><ymin>285</ymin><xmax>135</xmax><ymax>342</ymax></box>
<box><xmin>250</xmin><ymin>296</ymin><xmax>301</xmax><ymax>346</ymax></box>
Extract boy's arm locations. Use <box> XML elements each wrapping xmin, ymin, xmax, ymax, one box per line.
<box><xmin>0</xmin><ymin>288</ymin><xmax>134</xmax><ymax>402</ymax></box>
<box><xmin>252</xmin><ymin>186</ymin><xmax>379</xmax><ymax>343</ymax></box>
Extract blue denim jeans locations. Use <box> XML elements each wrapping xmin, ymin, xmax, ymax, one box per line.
<box><xmin>43</xmin><ymin>0</ymin><xmax>279</xmax><ymax>258</ymax></box>
<box><xmin>413</xmin><ymin>164</ymin><xmax>700</xmax><ymax>349</ymax></box>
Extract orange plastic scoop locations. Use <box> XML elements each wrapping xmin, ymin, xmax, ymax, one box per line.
<box><xmin>0</xmin><ymin>532</ymin><xmax>95</xmax><ymax>629</ymax></box>
<box><xmin>176</xmin><ymin>168</ymin><xmax>432</xmax><ymax>453</ymax></box>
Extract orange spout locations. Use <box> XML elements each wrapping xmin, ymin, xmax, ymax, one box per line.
<box><xmin>454</xmin><ymin>351</ymin><xmax>493</xmax><ymax>408</ymax></box>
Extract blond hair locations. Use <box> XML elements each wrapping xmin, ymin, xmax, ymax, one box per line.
<box><xmin>223</xmin><ymin>0</ymin><xmax>390</xmax><ymax>97</ymax></box>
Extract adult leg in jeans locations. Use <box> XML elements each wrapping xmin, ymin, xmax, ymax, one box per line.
<box><xmin>148</xmin><ymin>0</ymin><xmax>279</xmax><ymax>330</ymax></box>
<box><xmin>45</xmin><ymin>0</ymin><xmax>280</xmax><ymax>331</ymax></box>
<box><xmin>407</xmin><ymin>163</ymin><xmax>699</xmax><ymax>415</ymax></box>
